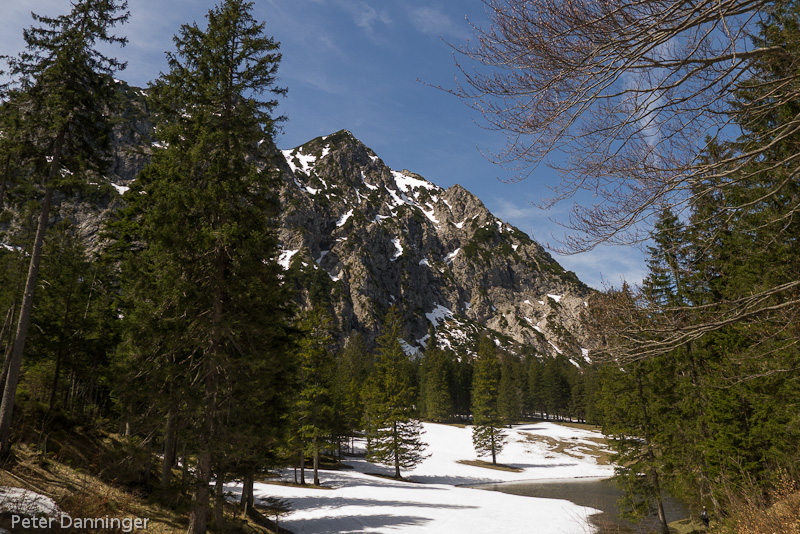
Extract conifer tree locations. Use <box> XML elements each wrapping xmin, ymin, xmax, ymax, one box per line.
<box><xmin>471</xmin><ymin>335</ymin><xmax>506</xmax><ymax>464</ymax></box>
<box><xmin>497</xmin><ymin>353</ymin><xmax>523</xmax><ymax>425</ymax></box>
<box><xmin>110</xmin><ymin>1</ymin><xmax>291</xmax><ymax>531</ymax></box>
<box><xmin>295</xmin><ymin>309</ymin><xmax>335</xmax><ymax>486</ymax></box>
<box><xmin>0</xmin><ymin>0</ymin><xmax>128</xmax><ymax>455</ymax></box>
<box><xmin>365</xmin><ymin>306</ymin><xmax>427</xmax><ymax>479</ymax></box>
<box><xmin>332</xmin><ymin>333</ymin><xmax>370</xmax><ymax>454</ymax></box>
<box><xmin>418</xmin><ymin>336</ymin><xmax>455</xmax><ymax>423</ymax></box>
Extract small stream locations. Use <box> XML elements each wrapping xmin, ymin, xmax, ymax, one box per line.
<box><xmin>473</xmin><ymin>477</ymin><xmax>688</xmax><ymax>534</ymax></box>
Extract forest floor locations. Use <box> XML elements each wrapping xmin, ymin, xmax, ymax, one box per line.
<box><xmin>0</xmin><ymin>428</ymin><xmax>278</xmax><ymax>534</ymax></box>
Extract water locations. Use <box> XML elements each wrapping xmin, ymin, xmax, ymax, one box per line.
<box><xmin>472</xmin><ymin>477</ymin><xmax>688</xmax><ymax>534</ymax></box>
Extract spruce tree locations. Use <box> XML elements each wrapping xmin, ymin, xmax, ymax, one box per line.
<box><xmin>497</xmin><ymin>353</ymin><xmax>523</xmax><ymax>425</ymax></box>
<box><xmin>295</xmin><ymin>309</ymin><xmax>335</xmax><ymax>486</ymax></box>
<box><xmin>0</xmin><ymin>0</ymin><xmax>128</xmax><ymax>455</ymax></box>
<box><xmin>471</xmin><ymin>335</ymin><xmax>506</xmax><ymax>464</ymax></box>
<box><xmin>110</xmin><ymin>1</ymin><xmax>291</xmax><ymax>531</ymax></box>
<box><xmin>418</xmin><ymin>337</ymin><xmax>455</xmax><ymax>423</ymax></box>
<box><xmin>365</xmin><ymin>306</ymin><xmax>427</xmax><ymax>479</ymax></box>
<box><xmin>333</xmin><ymin>333</ymin><xmax>370</xmax><ymax>454</ymax></box>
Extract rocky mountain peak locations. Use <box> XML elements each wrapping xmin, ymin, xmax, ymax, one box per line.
<box><xmin>275</xmin><ymin>130</ymin><xmax>592</xmax><ymax>361</ymax></box>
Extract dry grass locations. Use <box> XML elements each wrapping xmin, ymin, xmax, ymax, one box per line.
<box><xmin>0</xmin><ymin>443</ymin><xmax>279</xmax><ymax>534</ymax></box>
<box><xmin>1</xmin><ymin>444</ymin><xmax>188</xmax><ymax>533</ymax></box>
<box><xmin>668</xmin><ymin>518</ymin><xmax>704</xmax><ymax>534</ymax></box>
<box><xmin>456</xmin><ymin>459</ymin><xmax>523</xmax><ymax>472</ymax></box>
<box><xmin>259</xmin><ymin>479</ymin><xmax>335</xmax><ymax>490</ymax></box>
<box><xmin>518</xmin><ymin>432</ymin><xmax>614</xmax><ymax>466</ymax></box>
<box><xmin>551</xmin><ymin>421</ymin><xmax>603</xmax><ymax>432</ymax></box>
<box><xmin>723</xmin><ymin>475</ymin><xmax>800</xmax><ymax>534</ymax></box>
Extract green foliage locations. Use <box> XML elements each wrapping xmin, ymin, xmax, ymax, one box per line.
<box><xmin>471</xmin><ymin>335</ymin><xmax>506</xmax><ymax>463</ymax></box>
<box><xmin>294</xmin><ymin>308</ymin><xmax>335</xmax><ymax>484</ymax></box>
<box><xmin>107</xmin><ymin>1</ymin><xmax>294</xmax><ymax>527</ymax></box>
<box><xmin>364</xmin><ymin>306</ymin><xmax>427</xmax><ymax>478</ymax></box>
<box><xmin>332</xmin><ymin>333</ymin><xmax>371</xmax><ymax>444</ymax></box>
<box><xmin>0</xmin><ymin>0</ymin><xmax>129</xmax><ymax>456</ymax></box>
<box><xmin>497</xmin><ymin>354</ymin><xmax>523</xmax><ymax>425</ymax></box>
<box><xmin>418</xmin><ymin>335</ymin><xmax>456</xmax><ymax>422</ymax></box>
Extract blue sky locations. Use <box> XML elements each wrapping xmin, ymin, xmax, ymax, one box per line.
<box><xmin>1</xmin><ymin>0</ymin><xmax>646</xmax><ymax>288</ymax></box>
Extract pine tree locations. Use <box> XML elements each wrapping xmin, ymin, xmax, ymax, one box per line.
<box><xmin>497</xmin><ymin>353</ymin><xmax>523</xmax><ymax>425</ymax></box>
<box><xmin>109</xmin><ymin>2</ymin><xmax>291</xmax><ymax>531</ymax></box>
<box><xmin>295</xmin><ymin>308</ymin><xmax>335</xmax><ymax>486</ymax></box>
<box><xmin>524</xmin><ymin>352</ymin><xmax>544</xmax><ymax>419</ymax></box>
<box><xmin>471</xmin><ymin>335</ymin><xmax>506</xmax><ymax>464</ymax></box>
<box><xmin>0</xmin><ymin>0</ymin><xmax>129</xmax><ymax>456</ymax></box>
<box><xmin>418</xmin><ymin>336</ymin><xmax>455</xmax><ymax>423</ymax></box>
<box><xmin>365</xmin><ymin>306</ymin><xmax>427</xmax><ymax>479</ymax></box>
<box><xmin>332</xmin><ymin>333</ymin><xmax>370</xmax><ymax>455</ymax></box>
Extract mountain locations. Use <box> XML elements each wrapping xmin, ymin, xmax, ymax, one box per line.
<box><xmin>271</xmin><ymin>130</ymin><xmax>592</xmax><ymax>359</ymax></box>
<box><xmin>6</xmin><ymin>82</ymin><xmax>593</xmax><ymax>361</ymax></box>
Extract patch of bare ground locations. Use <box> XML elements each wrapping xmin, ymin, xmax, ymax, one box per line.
<box><xmin>518</xmin><ymin>432</ymin><xmax>613</xmax><ymax>466</ymax></box>
<box><xmin>259</xmin><ymin>479</ymin><xmax>335</xmax><ymax>490</ymax></box>
<box><xmin>456</xmin><ymin>460</ymin><xmax>523</xmax><ymax>472</ymax></box>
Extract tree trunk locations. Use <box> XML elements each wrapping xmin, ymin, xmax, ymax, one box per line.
<box><xmin>214</xmin><ymin>474</ymin><xmax>224</xmax><ymax>530</ymax></box>
<box><xmin>393</xmin><ymin>421</ymin><xmax>401</xmax><ymax>479</ymax></box>
<box><xmin>635</xmin><ymin>370</ymin><xmax>670</xmax><ymax>534</ymax></box>
<box><xmin>240</xmin><ymin>473</ymin><xmax>254</xmax><ymax>513</ymax></box>
<box><xmin>651</xmin><ymin>467</ymin><xmax>670</xmax><ymax>534</ymax></box>
<box><xmin>161</xmin><ymin>404</ymin><xmax>177</xmax><ymax>489</ymax></box>
<box><xmin>491</xmin><ymin>431</ymin><xmax>497</xmax><ymax>465</ymax></box>
<box><xmin>299</xmin><ymin>448</ymin><xmax>306</xmax><ymax>485</ymax></box>
<box><xmin>48</xmin><ymin>271</ymin><xmax>77</xmax><ymax>413</ymax></box>
<box><xmin>181</xmin><ymin>442</ymin><xmax>189</xmax><ymax>489</ymax></box>
<box><xmin>0</xmin><ymin>130</ymin><xmax>64</xmax><ymax>455</ymax></box>
<box><xmin>313</xmin><ymin>439</ymin><xmax>320</xmax><ymax>486</ymax></box>
<box><xmin>0</xmin><ymin>306</ymin><xmax>16</xmax><ymax>399</ymax></box>
<box><xmin>0</xmin><ymin>153</ymin><xmax>10</xmax><ymax>213</ymax></box>
<box><xmin>188</xmin><ymin>449</ymin><xmax>211</xmax><ymax>534</ymax></box>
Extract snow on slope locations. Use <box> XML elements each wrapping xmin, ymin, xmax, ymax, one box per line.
<box><xmin>227</xmin><ymin>422</ymin><xmax>613</xmax><ymax>534</ymax></box>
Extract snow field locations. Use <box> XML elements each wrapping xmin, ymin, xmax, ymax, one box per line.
<box><xmin>230</xmin><ymin>422</ymin><xmax>614</xmax><ymax>534</ymax></box>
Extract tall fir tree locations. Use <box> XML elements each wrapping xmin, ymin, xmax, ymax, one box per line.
<box><xmin>332</xmin><ymin>333</ymin><xmax>371</xmax><ymax>454</ymax></box>
<box><xmin>471</xmin><ymin>335</ymin><xmax>506</xmax><ymax>464</ymax></box>
<box><xmin>0</xmin><ymin>0</ymin><xmax>128</xmax><ymax>455</ymax></box>
<box><xmin>295</xmin><ymin>308</ymin><xmax>335</xmax><ymax>486</ymax></box>
<box><xmin>497</xmin><ymin>353</ymin><xmax>523</xmax><ymax>426</ymax></box>
<box><xmin>364</xmin><ymin>306</ymin><xmax>427</xmax><ymax>479</ymax></box>
<box><xmin>418</xmin><ymin>333</ymin><xmax>455</xmax><ymax>423</ymax></box>
<box><xmin>108</xmin><ymin>1</ymin><xmax>292</xmax><ymax>531</ymax></box>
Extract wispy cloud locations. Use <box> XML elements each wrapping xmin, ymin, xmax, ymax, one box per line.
<box><xmin>408</xmin><ymin>6</ymin><xmax>469</xmax><ymax>40</ymax></box>
<box><xmin>488</xmin><ymin>196</ymin><xmax>646</xmax><ymax>289</ymax></box>
<box><xmin>335</xmin><ymin>1</ymin><xmax>391</xmax><ymax>34</ymax></box>
<box><xmin>556</xmin><ymin>246</ymin><xmax>647</xmax><ymax>289</ymax></box>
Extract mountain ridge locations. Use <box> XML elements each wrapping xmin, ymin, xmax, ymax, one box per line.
<box><xmin>270</xmin><ymin>128</ymin><xmax>592</xmax><ymax>359</ymax></box>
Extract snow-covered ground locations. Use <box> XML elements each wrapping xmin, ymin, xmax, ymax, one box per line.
<box><xmin>228</xmin><ymin>422</ymin><xmax>615</xmax><ymax>534</ymax></box>
<box><xmin>0</xmin><ymin>486</ymin><xmax>62</xmax><ymax>517</ymax></box>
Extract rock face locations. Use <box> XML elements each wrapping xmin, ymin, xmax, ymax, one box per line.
<box><xmin>273</xmin><ymin>130</ymin><xmax>592</xmax><ymax>359</ymax></box>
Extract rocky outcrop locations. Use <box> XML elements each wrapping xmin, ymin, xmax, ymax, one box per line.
<box><xmin>273</xmin><ymin>129</ymin><xmax>592</xmax><ymax>359</ymax></box>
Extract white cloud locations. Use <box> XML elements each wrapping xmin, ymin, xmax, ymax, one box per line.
<box><xmin>409</xmin><ymin>6</ymin><xmax>469</xmax><ymax>40</ymax></box>
<box><xmin>336</xmin><ymin>1</ymin><xmax>391</xmax><ymax>33</ymax></box>
<box><xmin>487</xmin><ymin>196</ymin><xmax>646</xmax><ymax>289</ymax></box>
